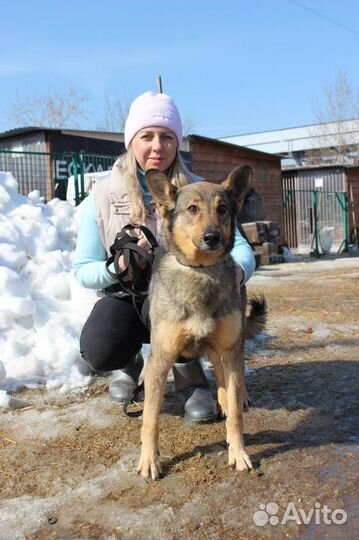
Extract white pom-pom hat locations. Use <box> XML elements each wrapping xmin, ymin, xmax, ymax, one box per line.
<box><xmin>124</xmin><ymin>91</ymin><xmax>183</xmax><ymax>149</ymax></box>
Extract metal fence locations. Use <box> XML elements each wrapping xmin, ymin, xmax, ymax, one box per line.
<box><xmin>282</xmin><ymin>167</ymin><xmax>351</xmax><ymax>255</ymax></box>
<box><xmin>68</xmin><ymin>153</ymin><xmax>117</xmax><ymax>205</ymax></box>
<box><xmin>0</xmin><ymin>150</ymin><xmax>118</xmax><ymax>204</ymax></box>
<box><xmin>283</xmin><ymin>187</ymin><xmax>348</xmax><ymax>255</ymax></box>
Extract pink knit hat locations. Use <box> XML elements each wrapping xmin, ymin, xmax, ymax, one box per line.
<box><xmin>124</xmin><ymin>91</ymin><xmax>183</xmax><ymax>148</ymax></box>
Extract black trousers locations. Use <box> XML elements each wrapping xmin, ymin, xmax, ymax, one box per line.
<box><xmin>80</xmin><ymin>296</ymin><xmax>150</xmax><ymax>372</ymax></box>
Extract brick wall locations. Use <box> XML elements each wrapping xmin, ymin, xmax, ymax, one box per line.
<box><xmin>189</xmin><ymin>136</ymin><xmax>284</xmax><ymax>239</ymax></box>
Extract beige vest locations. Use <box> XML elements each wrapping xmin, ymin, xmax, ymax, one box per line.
<box><xmin>93</xmin><ymin>158</ymin><xmax>161</xmax><ymax>256</ymax></box>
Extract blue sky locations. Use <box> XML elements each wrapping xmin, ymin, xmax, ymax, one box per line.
<box><xmin>0</xmin><ymin>0</ymin><xmax>358</xmax><ymax>137</ymax></box>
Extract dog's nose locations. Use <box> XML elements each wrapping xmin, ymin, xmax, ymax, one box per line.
<box><xmin>203</xmin><ymin>230</ymin><xmax>221</xmax><ymax>248</ymax></box>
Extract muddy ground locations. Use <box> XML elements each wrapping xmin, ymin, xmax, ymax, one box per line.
<box><xmin>1</xmin><ymin>256</ymin><xmax>358</xmax><ymax>540</ymax></box>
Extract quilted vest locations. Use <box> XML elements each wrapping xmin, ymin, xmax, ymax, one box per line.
<box><xmin>93</xmin><ymin>158</ymin><xmax>161</xmax><ymax>256</ymax></box>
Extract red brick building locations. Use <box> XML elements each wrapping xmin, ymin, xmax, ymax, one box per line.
<box><xmin>187</xmin><ymin>135</ymin><xmax>283</xmax><ymax>239</ymax></box>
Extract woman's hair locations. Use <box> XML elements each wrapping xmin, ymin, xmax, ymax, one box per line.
<box><xmin>119</xmin><ymin>145</ymin><xmax>196</xmax><ymax>225</ymax></box>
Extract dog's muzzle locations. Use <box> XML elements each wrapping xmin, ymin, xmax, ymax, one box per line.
<box><xmin>201</xmin><ymin>229</ymin><xmax>222</xmax><ymax>251</ymax></box>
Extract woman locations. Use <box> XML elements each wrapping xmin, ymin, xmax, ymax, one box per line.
<box><xmin>74</xmin><ymin>91</ymin><xmax>255</xmax><ymax>422</ymax></box>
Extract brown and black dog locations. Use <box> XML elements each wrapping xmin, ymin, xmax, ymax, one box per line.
<box><xmin>137</xmin><ymin>165</ymin><xmax>267</xmax><ymax>480</ymax></box>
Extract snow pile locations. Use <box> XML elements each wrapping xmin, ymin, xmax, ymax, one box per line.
<box><xmin>0</xmin><ymin>172</ymin><xmax>95</xmax><ymax>405</ymax></box>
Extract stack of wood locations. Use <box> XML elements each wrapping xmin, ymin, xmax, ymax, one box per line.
<box><xmin>240</xmin><ymin>221</ymin><xmax>283</xmax><ymax>266</ymax></box>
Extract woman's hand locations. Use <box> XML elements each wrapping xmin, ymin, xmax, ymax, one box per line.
<box><xmin>110</xmin><ymin>229</ymin><xmax>154</xmax><ymax>278</ymax></box>
<box><xmin>136</xmin><ymin>231</ymin><xmax>153</xmax><ymax>269</ymax></box>
<box><xmin>137</xmin><ymin>230</ymin><xmax>152</xmax><ymax>251</ymax></box>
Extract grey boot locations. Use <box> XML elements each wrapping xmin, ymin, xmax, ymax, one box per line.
<box><xmin>77</xmin><ymin>357</ymin><xmax>104</xmax><ymax>376</ymax></box>
<box><xmin>109</xmin><ymin>353</ymin><xmax>144</xmax><ymax>403</ymax></box>
<box><xmin>173</xmin><ymin>358</ymin><xmax>218</xmax><ymax>423</ymax></box>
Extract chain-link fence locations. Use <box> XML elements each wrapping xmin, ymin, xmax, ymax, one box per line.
<box><xmin>0</xmin><ymin>150</ymin><xmax>118</xmax><ymax>203</ymax></box>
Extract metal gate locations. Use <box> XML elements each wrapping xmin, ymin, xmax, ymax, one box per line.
<box><xmin>0</xmin><ymin>150</ymin><xmax>117</xmax><ymax>203</ymax></box>
<box><xmin>283</xmin><ymin>169</ymin><xmax>349</xmax><ymax>255</ymax></box>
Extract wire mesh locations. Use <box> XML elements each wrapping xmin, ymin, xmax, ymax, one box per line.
<box><xmin>0</xmin><ymin>150</ymin><xmax>118</xmax><ymax>203</ymax></box>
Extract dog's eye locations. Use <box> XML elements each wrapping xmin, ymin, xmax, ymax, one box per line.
<box><xmin>217</xmin><ymin>204</ymin><xmax>228</xmax><ymax>215</ymax></box>
<box><xmin>188</xmin><ymin>205</ymin><xmax>199</xmax><ymax>214</ymax></box>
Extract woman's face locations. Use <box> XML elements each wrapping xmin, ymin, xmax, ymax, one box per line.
<box><xmin>131</xmin><ymin>127</ymin><xmax>178</xmax><ymax>172</ymax></box>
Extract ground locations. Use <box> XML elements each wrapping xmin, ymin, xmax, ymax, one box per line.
<box><xmin>1</xmin><ymin>256</ymin><xmax>358</xmax><ymax>540</ymax></box>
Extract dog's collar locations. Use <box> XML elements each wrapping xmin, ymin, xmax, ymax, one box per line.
<box><xmin>174</xmin><ymin>254</ymin><xmax>223</xmax><ymax>269</ymax></box>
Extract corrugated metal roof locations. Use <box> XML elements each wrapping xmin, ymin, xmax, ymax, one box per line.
<box><xmin>0</xmin><ymin>127</ymin><xmax>50</xmax><ymax>139</ymax></box>
<box><xmin>0</xmin><ymin>126</ymin><xmax>124</xmax><ymax>140</ymax></box>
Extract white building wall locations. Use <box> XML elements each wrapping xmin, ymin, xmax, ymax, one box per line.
<box><xmin>220</xmin><ymin>119</ymin><xmax>359</xmax><ymax>155</ymax></box>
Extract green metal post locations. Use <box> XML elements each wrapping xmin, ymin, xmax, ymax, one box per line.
<box><xmin>342</xmin><ymin>192</ymin><xmax>349</xmax><ymax>252</ymax></box>
<box><xmin>72</xmin><ymin>153</ymin><xmax>80</xmax><ymax>206</ymax></box>
<box><xmin>283</xmin><ymin>188</ymin><xmax>293</xmax><ymax>208</ymax></box>
<box><xmin>79</xmin><ymin>153</ymin><xmax>85</xmax><ymax>202</ymax></box>
<box><xmin>335</xmin><ymin>192</ymin><xmax>349</xmax><ymax>254</ymax></box>
<box><xmin>313</xmin><ymin>190</ymin><xmax>320</xmax><ymax>257</ymax></box>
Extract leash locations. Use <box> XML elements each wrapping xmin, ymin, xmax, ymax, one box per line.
<box><xmin>104</xmin><ymin>224</ymin><xmax>159</xmax><ymax>327</ymax></box>
<box><xmin>123</xmin><ymin>382</ymin><xmax>144</xmax><ymax>418</ymax></box>
<box><xmin>104</xmin><ymin>225</ymin><xmax>159</xmax><ymax>415</ymax></box>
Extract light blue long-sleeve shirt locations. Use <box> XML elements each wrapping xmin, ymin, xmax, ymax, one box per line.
<box><xmin>74</xmin><ymin>190</ymin><xmax>255</xmax><ymax>289</ymax></box>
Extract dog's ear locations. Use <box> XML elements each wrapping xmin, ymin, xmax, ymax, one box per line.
<box><xmin>145</xmin><ymin>169</ymin><xmax>177</xmax><ymax>214</ymax></box>
<box><xmin>222</xmin><ymin>165</ymin><xmax>252</xmax><ymax>213</ymax></box>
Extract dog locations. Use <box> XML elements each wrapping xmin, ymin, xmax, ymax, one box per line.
<box><xmin>137</xmin><ymin>165</ymin><xmax>267</xmax><ymax>480</ymax></box>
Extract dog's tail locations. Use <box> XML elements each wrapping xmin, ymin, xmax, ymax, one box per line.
<box><xmin>245</xmin><ymin>294</ymin><xmax>268</xmax><ymax>340</ymax></box>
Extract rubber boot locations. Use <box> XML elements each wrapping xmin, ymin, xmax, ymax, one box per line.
<box><xmin>77</xmin><ymin>357</ymin><xmax>104</xmax><ymax>376</ymax></box>
<box><xmin>109</xmin><ymin>353</ymin><xmax>144</xmax><ymax>403</ymax></box>
<box><xmin>172</xmin><ymin>358</ymin><xmax>218</xmax><ymax>423</ymax></box>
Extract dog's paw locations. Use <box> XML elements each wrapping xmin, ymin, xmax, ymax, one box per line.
<box><xmin>228</xmin><ymin>446</ymin><xmax>253</xmax><ymax>472</ymax></box>
<box><xmin>137</xmin><ymin>454</ymin><xmax>162</xmax><ymax>480</ymax></box>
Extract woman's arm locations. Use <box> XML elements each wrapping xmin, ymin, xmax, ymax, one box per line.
<box><xmin>232</xmin><ymin>228</ymin><xmax>256</xmax><ymax>285</ymax></box>
<box><xmin>73</xmin><ymin>192</ymin><xmax>119</xmax><ymax>289</ymax></box>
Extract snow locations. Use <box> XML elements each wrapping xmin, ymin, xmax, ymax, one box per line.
<box><xmin>0</xmin><ymin>172</ymin><xmax>159</xmax><ymax>408</ymax></box>
<box><xmin>66</xmin><ymin>171</ymin><xmax>111</xmax><ymax>206</ymax></box>
<box><xmin>0</xmin><ymin>172</ymin><xmax>96</xmax><ymax>407</ymax></box>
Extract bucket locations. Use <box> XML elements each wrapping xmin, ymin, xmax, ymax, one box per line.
<box><xmin>348</xmin><ymin>243</ymin><xmax>359</xmax><ymax>257</ymax></box>
<box><xmin>319</xmin><ymin>226</ymin><xmax>334</xmax><ymax>254</ymax></box>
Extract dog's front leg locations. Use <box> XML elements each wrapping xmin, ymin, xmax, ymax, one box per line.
<box><xmin>208</xmin><ymin>349</ymin><xmax>227</xmax><ymax>418</ymax></box>
<box><xmin>222</xmin><ymin>346</ymin><xmax>253</xmax><ymax>472</ymax></box>
<box><xmin>137</xmin><ymin>351</ymin><xmax>171</xmax><ymax>480</ymax></box>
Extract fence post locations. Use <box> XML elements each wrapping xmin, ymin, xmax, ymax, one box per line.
<box><xmin>343</xmin><ymin>192</ymin><xmax>349</xmax><ymax>252</ymax></box>
<box><xmin>312</xmin><ymin>190</ymin><xmax>320</xmax><ymax>257</ymax></box>
<box><xmin>72</xmin><ymin>153</ymin><xmax>80</xmax><ymax>205</ymax></box>
<box><xmin>337</xmin><ymin>192</ymin><xmax>349</xmax><ymax>254</ymax></box>
<box><xmin>78</xmin><ymin>152</ymin><xmax>85</xmax><ymax>202</ymax></box>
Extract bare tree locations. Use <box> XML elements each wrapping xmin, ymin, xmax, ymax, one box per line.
<box><xmin>310</xmin><ymin>71</ymin><xmax>359</xmax><ymax>165</ymax></box>
<box><xmin>181</xmin><ymin>113</ymin><xmax>197</xmax><ymax>136</ymax></box>
<box><xmin>97</xmin><ymin>92</ymin><xmax>131</xmax><ymax>132</ymax></box>
<box><xmin>9</xmin><ymin>87</ymin><xmax>89</xmax><ymax>128</ymax></box>
<box><xmin>314</xmin><ymin>70</ymin><xmax>359</xmax><ymax>122</ymax></box>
